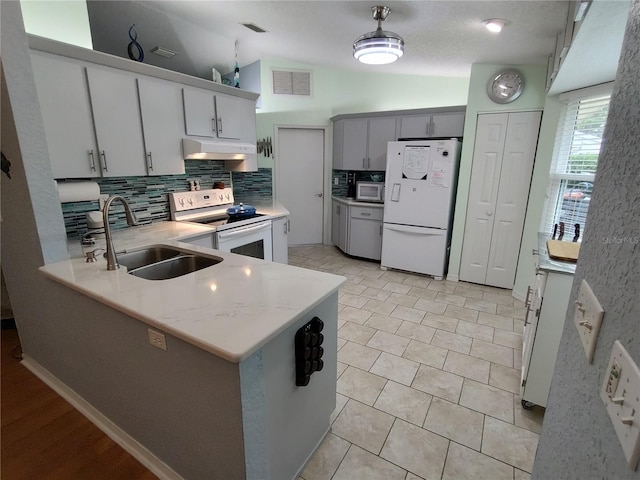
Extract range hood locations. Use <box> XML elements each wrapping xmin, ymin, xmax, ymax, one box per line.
<box><xmin>182</xmin><ymin>138</ymin><xmax>257</xmax><ymax>160</ymax></box>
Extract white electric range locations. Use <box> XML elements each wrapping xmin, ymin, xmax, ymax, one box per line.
<box><xmin>169</xmin><ymin>188</ymin><xmax>273</xmax><ymax>261</ymax></box>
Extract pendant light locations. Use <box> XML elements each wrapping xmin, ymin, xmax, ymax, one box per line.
<box><xmin>353</xmin><ymin>6</ymin><xmax>405</xmax><ymax>65</ymax></box>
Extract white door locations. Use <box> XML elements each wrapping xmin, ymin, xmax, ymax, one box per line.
<box><xmin>275</xmin><ymin>128</ymin><xmax>325</xmax><ymax>245</ymax></box>
<box><xmin>460</xmin><ymin>111</ymin><xmax>541</xmax><ymax>288</ymax></box>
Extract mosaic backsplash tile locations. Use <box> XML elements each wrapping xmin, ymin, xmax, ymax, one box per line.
<box><xmin>331</xmin><ymin>169</ymin><xmax>385</xmax><ymax>198</ymax></box>
<box><xmin>61</xmin><ymin>160</ymin><xmax>272</xmax><ymax>237</ymax></box>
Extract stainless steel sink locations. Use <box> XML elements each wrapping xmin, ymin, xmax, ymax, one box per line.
<box><xmin>127</xmin><ymin>254</ymin><xmax>223</xmax><ymax>280</ymax></box>
<box><xmin>117</xmin><ymin>246</ymin><xmax>183</xmax><ymax>270</ymax></box>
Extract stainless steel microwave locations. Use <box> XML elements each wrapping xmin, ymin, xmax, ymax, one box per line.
<box><xmin>356</xmin><ymin>181</ymin><xmax>384</xmax><ymax>203</ymax></box>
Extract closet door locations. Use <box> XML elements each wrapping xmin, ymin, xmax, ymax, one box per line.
<box><xmin>459</xmin><ymin>114</ymin><xmax>508</xmax><ymax>285</ymax></box>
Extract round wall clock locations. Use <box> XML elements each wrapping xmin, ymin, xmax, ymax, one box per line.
<box><xmin>487</xmin><ymin>69</ymin><xmax>524</xmax><ymax>104</ymax></box>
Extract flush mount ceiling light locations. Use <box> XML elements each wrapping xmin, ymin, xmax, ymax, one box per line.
<box><xmin>482</xmin><ymin>18</ymin><xmax>509</xmax><ymax>33</ymax></box>
<box><xmin>353</xmin><ymin>6</ymin><xmax>405</xmax><ymax>65</ymax></box>
<box><xmin>151</xmin><ymin>46</ymin><xmax>177</xmax><ymax>58</ymax></box>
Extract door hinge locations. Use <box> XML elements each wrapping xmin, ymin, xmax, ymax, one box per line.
<box><xmin>521</xmin><ymin>379</ymin><xmax>526</xmax><ymax>387</ymax></box>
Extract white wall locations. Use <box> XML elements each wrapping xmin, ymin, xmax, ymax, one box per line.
<box><xmin>20</xmin><ymin>0</ymin><xmax>92</xmax><ymax>49</ymax></box>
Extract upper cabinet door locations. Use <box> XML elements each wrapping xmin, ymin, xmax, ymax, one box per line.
<box><xmin>367</xmin><ymin>117</ymin><xmax>398</xmax><ymax>170</ymax></box>
<box><xmin>30</xmin><ymin>52</ymin><xmax>99</xmax><ymax>179</ymax></box>
<box><xmin>341</xmin><ymin>119</ymin><xmax>369</xmax><ymax>170</ymax></box>
<box><xmin>214</xmin><ymin>94</ymin><xmax>243</xmax><ymax>140</ymax></box>
<box><xmin>399</xmin><ymin>115</ymin><xmax>430</xmax><ymax>138</ymax></box>
<box><xmin>137</xmin><ymin>77</ymin><xmax>185</xmax><ymax>175</ymax></box>
<box><xmin>86</xmin><ymin>66</ymin><xmax>146</xmax><ymax>177</ymax></box>
<box><xmin>183</xmin><ymin>88</ymin><xmax>216</xmax><ymax>137</ymax></box>
<box><xmin>431</xmin><ymin>113</ymin><xmax>465</xmax><ymax>138</ymax></box>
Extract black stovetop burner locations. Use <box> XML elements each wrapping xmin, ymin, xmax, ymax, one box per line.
<box><xmin>196</xmin><ymin>213</ymin><xmax>266</xmax><ymax>227</ymax></box>
<box><xmin>225</xmin><ymin>213</ymin><xmax>266</xmax><ymax>224</ymax></box>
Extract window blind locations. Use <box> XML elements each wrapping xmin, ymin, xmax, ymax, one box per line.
<box><xmin>541</xmin><ymin>88</ymin><xmax>612</xmax><ymax>237</ymax></box>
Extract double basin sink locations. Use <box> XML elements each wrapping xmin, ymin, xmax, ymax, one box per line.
<box><xmin>118</xmin><ymin>246</ymin><xmax>222</xmax><ymax>280</ymax></box>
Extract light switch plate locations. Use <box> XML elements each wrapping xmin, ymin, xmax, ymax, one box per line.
<box><xmin>600</xmin><ymin>340</ymin><xmax>640</xmax><ymax>470</ymax></box>
<box><xmin>574</xmin><ymin>279</ymin><xmax>604</xmax><ymax>363</ymax></box>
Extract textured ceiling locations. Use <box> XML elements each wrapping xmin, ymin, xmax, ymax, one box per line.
<box><xmin>87</xmin><ymin>0</ymin><xmax>571</xmax><ymax>80</ymax></box>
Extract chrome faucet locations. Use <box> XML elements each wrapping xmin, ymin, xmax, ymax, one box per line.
<box><xmin>103</xmin><ymin>195</ymin><xmax>138</xmax><ymax>271</ymax></box>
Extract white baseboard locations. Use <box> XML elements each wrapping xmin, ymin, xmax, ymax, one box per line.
<box><xmin>447</xmin><ymin>274</ymin><xmax>459</xmax><ymax>282</ymax></box>
<box><xmin>21</xmin><ymin>355</ymin><xmax>182</xmax><ymax>480</ymax></box>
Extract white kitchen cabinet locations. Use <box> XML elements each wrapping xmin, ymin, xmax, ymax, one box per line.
<box><xmin>180</xmin><ymin>233</ymin><xmax>214</xmax><ymax>249</ymax></box>
<box><xmin>272</xmin><ymin>216</ymin><xmax>289</xmax><ymax>264</ymax></box>
<box><xmin>30</xmin><ymin>51</ymin><xmax>100</xmax><ymax>179</ymax></box>
<box><xmin>183</xmin><ymin>87</ymin><xmax>256</xmax><ymax>142</ymax></box>
<box><xmin>332</xmin><ymin>200</ymin><xmax>349</xmax><ymax>252</ymax></box>
<box><xmin>521</xmin><ymin>246</ymin><xmax>574</xmax><ymax>408</ymax></box>
<box><xmin>86</xmin><ymin>66</ymin><xmax>148</xmax><ymax>177</ymax></box>
<box><xmin>398</xmin><ymin>112</ymin><xmax>465</xmax><ymax>139</ymax></box>
<box><xmin>348</xmin><ymin>205</ymin><xmax>383</xmax><ymax>260</ymax></box>
<box><xmin>137</xmin><ymin>77</ymin><xmax>186</xmax><ymax>175</ymax></box>
<box><xmin>335</xmin><ymin>117</ymin><xmax>397</xmax><ymax>171</ymax></box>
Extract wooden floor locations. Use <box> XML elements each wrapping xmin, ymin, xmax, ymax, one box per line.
<box><xmin>1</xmin><ymin>327</ymin><xmax>157</xmax><ymax>480</ymax></box>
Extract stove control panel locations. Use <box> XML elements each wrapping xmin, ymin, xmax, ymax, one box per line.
<box><xmin>169</xmin><ymin>188</ymin><xmax>234</xmax><ymax>213</ymax></box>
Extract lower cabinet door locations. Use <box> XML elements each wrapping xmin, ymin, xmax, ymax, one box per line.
<box><xmin>348</xmin><ymin>218</ymin><xmax>382</xmax><ymax>260</ymax></box>
<box><xmin>272</xmin><ymin>216</ymin><xmax>289</xmax><ymax>264</ymax></box>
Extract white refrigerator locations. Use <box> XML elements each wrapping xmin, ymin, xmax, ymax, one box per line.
<box><xmin>381</xmin><ymin>139</ymin><xmax>461</xmax><ymax>279</ymax></box>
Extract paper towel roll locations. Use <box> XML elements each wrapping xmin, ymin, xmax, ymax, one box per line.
<box><xmin>56</xmin><ymin>181</ymin><xmax>100</xmax><ymax>203</ymax></box>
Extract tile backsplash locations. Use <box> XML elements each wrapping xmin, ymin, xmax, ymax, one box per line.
<box><xmin>331</xmin><ymin>169</ymin><xmax>385</xmax><ymax>197</ymax></box>
<box><xmin>61</xmin><ymin>160</ymin><xmax>272</xmax><ymax>237</ymax></box>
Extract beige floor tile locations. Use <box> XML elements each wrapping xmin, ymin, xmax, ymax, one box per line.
<box><xmin>374</xmin><ymin>380</ymin><xmax>432</xmax><ymax>426</ymax></box>
<box><xmin>300</xmin><ymin>433</ymin><xmax>350</xmax><ymax>480</ymax></box>
<box><xmin>360</xmin><ymin>268</ymin><xmax>385</xmax><ymax>279</ymax></box>
<box><xmin>477</xmin><ymin>311</ymin><xmax>514</xmax><ymax>331</ymax></box>
<box><xmin>364</xmin><ymin>313</ymin><xmax>404</xmax><ymax>334</ymax></box>
<box><xmin>407</xmin><ymin>286</ymin><xmax>438</xmax><ymax>300</ymax></box>
<box><xmin>339</xmin><ymin>306</ymin><xmax>372</xmax><ymax>325</ymax></box>
<box><xmin>483</xmin><ymin>291</ymin><xmax>514</xmax><ymax>306</ymax></box>
<box><xmin>513</xmin><ymin>319</ymin><xmax>525</xmax><ymax>334</ymax></box>
<box><xmin>470</xmin><ymin>339</ymin><xmax>514</xmax><ymax>367</ymax></box>
<box><xmin>332</xmin><ymin>400</ymin><xmax>395</xmax><ymax>455</ymax></box>
<box><xmin>337</xmin><ymin>318</ymin><xmax>346</xmax><ymax>330</ymax></box>
<box><xmin>367</xmin><ymin>330</ymin><xmax>411</xmax><ymax>356</ymax></box>
<box><xmin>431</xmin><ymin>330</ymin><xmax>472</xmax><ymax>355</ymax></box>
<box><xmin>455</xmin><ymin>320</ymin><xmax>494</xmax><ymax>342</ymax></box>
<box><xmin>405</xmin><ymin>473</ymin><xmax>425</xmax><ymax>480</ymax></box>
<box><xmin>412</xmin><ymin>364</ymin><xmax>464</xmax><ymax>403</ymax></box>
<box><xmin>497</xmin><ymin>304</ymin><xmax>526</xmax><ymax>319</ymax></box>
<box><xmin>493</xmin><ymin>329</ymin><xmax>523</xmax><ymax>349</ymax></box>
<box><xmin>332</xmin><ymin>445</ymin><xmax>406</xmax><ymax>480</ymax></box>
<box><xmin>402</xmin><ymin>340</ymin><xmax>448</xmax><ymax>369</ymax></box>
<box><xmin>380</xmin><ymin>419</ymin><xmax>449</xmax><ymax>480</ymax></box>
<box><xmin>383</xmin><ymin>281</ymin><xmax>413</xmax><ymax>295</ymax></box>
<box><xmin>390</xmin><ymin>305</ymin><xmax>426</xmax><ymax>324</ymax></box>
<box><xmin>482</xmin><ymin>416</ymin><xmax>539</xmax><ymax>473</ymax></box>
<box><xmin>427</xmin><ymin>281</ymin><xmax>458</xmax><ymax>293</ymax></box>
<box><xmin>385</xmin><ymin>292</ymin><xmax>419</xmax><ymax>308</ymax></box>
<box><xmin>361</xmin><ymin>287</ymin><xmax>392</xmax><ymax>302</ymax></box>
<box><xmin>442</xmin><ymin>442</ymin><xmax>513</xmax><ymax>480</ymax></box>
<box><xmin>337</xmin><ymin>341</ymin><xmax>381</xmax><ymax>371</ymax></box>
<box><xmin>340</xmin><ymin>282</ymin><xmax>368</xmax><ymax>296</ymax></box>
<box><xmin>513</xmin><ymin>395</ymin><xmax>545</xmax><ymax>434</ymax></box>
<box><xmin>435</xmin><ymin>292</ymin><xmax>467</xmax><ymax>307</ymax></box>
<box><xmin>337</xmin><ymin>366</ymin><xmax>387</xmax><ymax>405</ymax></box>
<box><xmin>339</xmin><ymin>265</ymin><xmax>365</xmax><ymax>276</ymax></box>
<box><xmin>336</xmin><ymin>361</ymin><xmax>348</xmax><ymax>378</ymax></box>
<box><xmin>337</xmin><ymin>337</ymin><xmax>347</xmax><ymax>351</ymax></box>
<box><xmin>414</xmin><ymin>298</ymin><xmax>448</xmax><ymax>314</ymax></box>
<box><xmin>423</xmin><ymin>397</ymin><xmax>484</xmax><ymax>451</ymax></box>
<box><xmin>459</xmin><ymin>379</ymin><xmax>514</xmax><ymax>423</ymax></box>
<box><xmin>330</xmin><ymin>393</ymin><xmax>349</xmax><ymax>424</ymax></box>
<box><xmin>453</xmin><ymin>286</ymin><xmax>485</xmax><ymax>300</ymax></box>
<box><xmin>380</xmin><ymin>271</ymin><xmax>409</xmax><ymax>283</ymax></box>
<box><xmin>402</xmin><ymin>276</ymin><xmax>432</xmax><ymax>288</ymax></box>
<box><xmin>463</xmin><ymin>298</ymin><xmax>498</xmax><ymax>314</ymax></box>
<box><xmin>421</xmin><ymin>313</ymin><xmax>459</xmax><ymax>332</ymax></box>
<box><xmin>443</xmin><ymin>351</ymin><xmax>490</xmax><ymax>383</ymax></box>
<box><xmin>359</xmin><ymin>277</ymin><xmax>389</xmax><ymax>289</ymax></box>
<box><xmin>514</xmin><ymin>348</ymin><xmax>523</xmax><ymax>370</ymax></box>
<box><xmin>339</xmin><ymin>293</ymin><xmax>370</xmax><ymax>309</ymax></box>
<box><xmin>396</xmin><ymin>322</ymin><xmax>437</xmax><ymax>345</ymax></box>
<box><xmin>443</xmin><ymin>304</ymin><xmax>479</xmax><ymax>323</ymax></box>
<box><xmin>362</xmin><ymin>299</ymin><xmax>397</xmax><ymax>316</ymax></box>
<box><xmin>489</xmin><ymin>363</ymin><xmax>521</xmax><ymax>394</ymax></box>
<box><xmin>338</xmin><ymin>321</ymin><xmax>377</xmax><ymax>345</ymax></box>
<box><xmin>514</xmin><ymin>469</ymin><xmax>532</xmax><ymax>480</ymax></box>
<box><xmin>370</xmin><ymin>352</ymin><xmax>420</xmax><ymax>386</ymax></box>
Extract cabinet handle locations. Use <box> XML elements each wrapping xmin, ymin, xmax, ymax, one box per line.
<box><xmin>212</xmin><ymin>118</ymin><xmax>216</xmax><ymax>133</ymax></box>
<box><xmin>525</xmin><ymin>286</ymin><xmax>532</xmax><ymax>308</ymax></box>
<box><xmin>379</xmin><ymin>224</ymin><xmax>382</xmax><ymax>236</ymax></box>
<box><xmin>524</xmin><ymin>305</ymin><xmax>531</xmax><ymax>326</ymax></box>
<box><xmin>367</xmin><ymin>158</ymin><xmax>371</xmax><ymax>169</ymax></box>
<box><xmin>147</xmin><ymin>152</ymin><xmax>154</xmax><ymax>171</ymax></box>
<box><xmin>532</xmin><ymin>249</ymin><xmax>539</xmax><ymax>256</ymax></box>
<box><xmin>284</xmin><ymin>221</ymin><xmax>287</xmax><ymax>235</ymax></box>
<box><xmin>360</xmin><ymin>212</ymin><xmax>371</xmax><ymax>216</ymax></box>
<box><xmin>100</xmin><ymin>151</ymin><xmax>108</xmax><ymax>172</ymax></box>
<box><xmin>362</xmin><ymin>158</ymin><xmax>366</xmax><ymax>169</ymax></box>
<box><xmin>218</xmin><ymin>117</ymin><xmax>223</xmax><ymax>133</ymax></box>
<box><xmin>287</xmin><ymin>219</ymin><xmax>290</xmax><ymax>232</ymax></box>
<box><xmin>88</xmin><ymin>149</ymin><xmax>96</xmax><ymax>171</ymax></box>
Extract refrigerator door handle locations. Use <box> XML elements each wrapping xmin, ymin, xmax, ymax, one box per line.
<box><xmin>390</xmin><ymin>183</ymin><xmax>401</xmax><ymax>202</ymax></box>
<box><xmin>384</xmin><ymin>224</ymin><xmax>446</xmax><ymax>236</ymax></box>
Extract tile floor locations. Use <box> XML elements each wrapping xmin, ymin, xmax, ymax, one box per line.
<box><xmin>289</xmin><ymin>245</ymin><xmax>545</xmax><ymax>480</ymax></box>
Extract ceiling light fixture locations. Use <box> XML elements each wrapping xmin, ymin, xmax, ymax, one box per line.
<box><xmin>150</xmin><ymin>46</ymin><xmax>177</xmax><ymax>58</ymax></box>
<box><xmin>353</xmin><ymin>6</ymin><xmax>405</xmax><ymax>65</ymax></box>
<box><xmin>482</xmin><ymin>18</ymin><xmax>508</xmax><ymax>33</ymax></box>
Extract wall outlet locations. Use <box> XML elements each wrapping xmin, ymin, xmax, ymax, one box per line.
<box><xmin>600</xmin><ymin>340</ymin><xmax>640</xmax><ymax>470</ymax></box>
<box><xmin>573</xmin><ymin>279</ymin><xmax>604</xmax><ymax>363</ymax></box>
<box><xmin>334</xmin><ymin>177</ymin><xmax>339</xmax><ymax>185</ymax></box>
<box><xmin>148</xmin><ymin>329</ymin><xmax>167</xmax><ymax>351</ymax></box>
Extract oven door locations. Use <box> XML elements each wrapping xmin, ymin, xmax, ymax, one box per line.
<box><xmin>216</xmin><ymin>221</ymin><xmax>273</xmax><ymax>261</ymax></box>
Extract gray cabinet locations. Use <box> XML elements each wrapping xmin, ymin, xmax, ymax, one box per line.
<box><xmin>332</xmin><ymin>200</ymin><xmax>349</xmax><ymax>252</ymax></box>
<box><xmin>334</xmin><ymin>117</ymin><xmax>397</xmax><ymax>171</ymax></box>
<box><xmin>398</xmin><ymin>112</ymin><xmax>465</xmax><ymax>138</ymax></box>
<box><xmin>272</xmin><ymin>216</ymin><xmax>289</xmax><ymax>264</ymax></box>
<box><xmin>348</xmin><ymin>205</ymin><xmax>383</xmax><ymax>260</ymax></box>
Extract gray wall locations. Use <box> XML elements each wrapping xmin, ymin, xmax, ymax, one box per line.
<box><xmin>532</xmin><ymin>2</ymin><xmax>640</xmax><ymax>479</ymax></box>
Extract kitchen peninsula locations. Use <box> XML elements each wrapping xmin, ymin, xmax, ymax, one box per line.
<box><xmin>36</xmin><ymin>221</ymin><xmax>345</xmax><ymax>480</ymax></box>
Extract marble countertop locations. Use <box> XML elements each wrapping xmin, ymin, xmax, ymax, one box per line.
<box><xmin>537</xmin><ymin>233</ymin><xmax>577</xmax><ymax>275</ymax></box>
<box><xmin>41</xmin><ymin>220</ymin><xmax>345</xmax><ymax>363</ymax></box>
<box><xmin>331</xmin><ymin>196</ymin><xmax>384</xmax><ymax>208</ymax></box>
